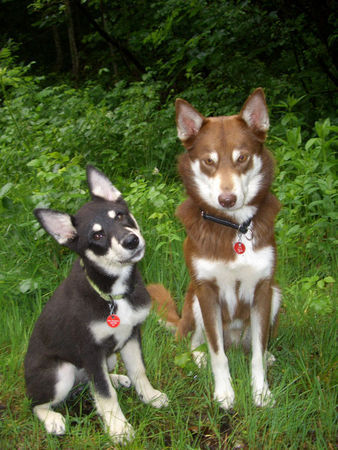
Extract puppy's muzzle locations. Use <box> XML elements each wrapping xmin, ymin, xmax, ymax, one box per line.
<box><xmin>122</xmin><ymin>233</ymin><xmax>140</xmax><ymax>250</ymax></box>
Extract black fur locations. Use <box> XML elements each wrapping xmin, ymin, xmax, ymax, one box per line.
<box><xmin>24</xmin><ymin>260</ymin><xmax>149</xmax><ymax>402</ymax></box>
<box><xmin>24</xmin><ymin>166</ymin><xmax>167</xmax><ymax>441</ymax></box>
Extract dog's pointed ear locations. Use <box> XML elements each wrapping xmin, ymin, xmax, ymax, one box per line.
<box><xmin>86</xmin><ymin>165</ymin><xmax>121</xmax><ymax>202</ymax></box>
<box><xmin>175</xmin><ymin>99</ymin><xmax>205</xmax><ymax>143</ymax></box>
<box><xmin>34</xmin><ymin>209</ymin><xmax>77</xmax><ymax>246</ymax></box>
<box><xmin>240</xmin><ymin>88</ymin><xmax>269</xmax><ymax>141</ymax></box>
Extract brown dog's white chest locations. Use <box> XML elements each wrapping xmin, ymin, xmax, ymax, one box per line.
<box><xmin>192</xmin><ymin>241</ymin><xmax>275</xmax><ymax>319</ymax></box>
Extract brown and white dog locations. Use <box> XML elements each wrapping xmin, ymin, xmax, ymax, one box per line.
<box><xmin>148</xmin><ymin>88</ymin><xmax>281</xmax><ymax>409</ymax></box>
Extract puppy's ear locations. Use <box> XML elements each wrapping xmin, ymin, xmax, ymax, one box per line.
<box><xmin>175</xmin><ymin>99</ymin><xmax>205</xmax><ymax>144</ymax></box>
<box><xmin>86</xmin><ymin>165</ymin><xmax>121</xmax><ymax>202</ymax></box>
<box><xmin>34</xmin><ymin>209</ymin><xmax>77</xmax><ymax>246</ymax></box>
<box><xmin>239</xmin><ymin>88</ymin><xmax>269</xmax><ymax>142</ymax></box>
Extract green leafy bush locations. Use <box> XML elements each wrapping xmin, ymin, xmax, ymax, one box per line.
<box><xmin>0</xmin><ymin>52</ymin><xmax>336</xmax><ymax>448</ymax></box>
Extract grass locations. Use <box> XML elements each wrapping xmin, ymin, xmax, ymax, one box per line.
<box><xmin>0</xmin><ymin>188</ymin><xmax>336</xmax><ymax>449</ymax></box>
<box><xmin>0</xmin><ymin>74</ymin><xmax>336</xmax><ymax>448</ymax></box>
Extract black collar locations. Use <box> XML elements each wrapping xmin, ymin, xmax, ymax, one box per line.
<box><xmin>201</xmin><ymin>210</ymin><xmax>252</xmax><ymax>234</ymax></box>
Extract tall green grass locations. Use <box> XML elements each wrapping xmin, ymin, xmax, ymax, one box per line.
<box><xmin>0</xmin><ymin>68</ymin><xmax>336</xmax><ymax>448</ymax></box>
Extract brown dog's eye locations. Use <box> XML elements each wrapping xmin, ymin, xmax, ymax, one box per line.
<box><xmin>93</xmin><ymin>231</ymin><xmax>104</xmax><ymax>241</ymax></box>
<box><xmin>238</xmin><ymin>154</ymin><xmax>248</xmax><ymax>163</ymax></box>
<box><xmin>204</xmin><ymin>158</ymin><xmax>214</xmax><ymax>166</ymax></box>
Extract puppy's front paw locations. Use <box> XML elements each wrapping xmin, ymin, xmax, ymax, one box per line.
<box><xmin>139</xmin><ymin>389</ymin><xmax>169</xmax><ymax>408</ymax></box>
<box><xmin>149</xmin><ymin>391</ymin><xmax>169</xmax><ymax>409</ymax></box>
<box><xmin>110</xmin><ymin>373</ymin><xmax>131</xmax><ymax>389</ymax></box>
<box><xmin>109</xmin><ymin>420</ymin><xmax>135</xmax><ymax>444</ymax></box>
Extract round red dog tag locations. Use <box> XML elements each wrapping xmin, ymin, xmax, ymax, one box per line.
<box><xmin>107</xmin><ymin>314</ymin><xmax>120</xmax><ymax>328</ymax></box>
<box><xmin>234</xmin><ymin>242</ymin><xmax>246</xmax><ymax>254</ymax></box>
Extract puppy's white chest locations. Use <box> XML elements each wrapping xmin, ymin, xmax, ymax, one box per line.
<box><xmin>89</xmin><ymin>299</ymin><xmax>150</xmax><ymax>347</ymax></box>
<box><xmin>193</xmin><ymin>243</ymin><xmax>274</xmax><ymax>318</ymax></box>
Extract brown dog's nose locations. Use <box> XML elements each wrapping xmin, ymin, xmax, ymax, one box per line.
<box><xmin>218</xmin><ymin>193</ymin><xmax>237</xmax><ymax>208</ymax></box>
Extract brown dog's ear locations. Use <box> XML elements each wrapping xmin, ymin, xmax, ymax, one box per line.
<box><xmin>240</xmin><ymin>88</ymin><xmax>269</xmax><ymax>141</ymax></box>
<box><xmin>175</xmin><ymin>99</ymin><xmax>205</xmax><ymax>143</ymax></box>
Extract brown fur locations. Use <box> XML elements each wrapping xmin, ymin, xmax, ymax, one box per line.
<box><xmin>148</xmin><ymin>88</ymin><xmax>280</xmax><ymax>359</ymax></box>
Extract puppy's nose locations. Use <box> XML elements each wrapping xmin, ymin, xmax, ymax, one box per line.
<box><xmin>122</xmin><ymin>234</ymin><xmax>139</xmax><ymax>250</ymax></box>
<box><xmin>218</xmin><ymin>193</ymin><xmax>237</xmax><ymax>208</ymax></box>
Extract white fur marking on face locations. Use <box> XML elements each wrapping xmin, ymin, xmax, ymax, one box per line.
<box><xmin>209</xmin><ymin>151</ymin><xmax>218</xmax><ymax>164</ymax></box>
<box><xmin>129</xmin><ymin>214</ymin><xmax>139</xmax><ymax>227</ymax></box>
<box><xmin>85</xmin><ymin>253</ymin><xmax>133</xmax><ymax>290</ymax></box>
<box><xmin>232</xmin><ymin>149</ymin><xmax>241</xmax><ymax>163</ymax></box>
<box><xmin>191</xmin><ymin>158</ymin><xmax>222</xmax><ymax>205</ymax></box>
<box><xmin>108</xmin><ymin>210</ymin><xmax>116</xmax><ymax>219</ymax></box>
<box><xmin>240</xmin><ymin>154</ymin><xmax>263</xmax><ymax>203</ymax></box>
<box><xmin>190</xmin><ymin>154</ymin><xmax>263</xmax><ymax>223</ymax></box>
<box><xmin>229</xmin><ymin>154</ymin><xmax>263</xmax><ymax>211</ymax></box>
<box><xmin>85</xmin><ymin>226</ymin><xmax>145</xmax><ymax>272</ymax></box>
<box><xmin>92</xmin><ymin>223</ymin><xmax>102</xmax><ymax>232</ymax></box>
<box><xmin>227</xmin><ymin>205</ymin><xmax>258</xmax><ymax>224</ymax></box>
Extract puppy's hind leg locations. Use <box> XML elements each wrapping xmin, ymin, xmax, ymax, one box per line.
<box><xmin>33</xmin><ymin>361</ymin><xmax>77</xmax><ymax>435</ymax></box>
<box><xmin>34</xmin><ymin>404</ymin><xmax>67</xmax><ymax>435</ymax></box>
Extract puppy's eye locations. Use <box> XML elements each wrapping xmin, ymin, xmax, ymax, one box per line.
<box><xmin>238</xmin><ymin>154</ymin><xmax>249</xmax><ymax>163</ymax></box>
<box><xmin>93</xmin><ymin>231</ymin><xmax>104</xmax><ymax>241</ymax></box>
<box><xmin>116</xmin><ymin>213</ymin><xmax>123</xmax><ymax>221</ymax></box>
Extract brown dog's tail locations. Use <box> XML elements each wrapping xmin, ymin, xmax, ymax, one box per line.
<box><xmin>147</xmin><ymin>283</ymin><xmax>181</xmax><ymax>332</ymax></box>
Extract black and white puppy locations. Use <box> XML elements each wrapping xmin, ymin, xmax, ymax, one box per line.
<box><xmin>24</xmin><ymin>165</ymin><xmax>168</xmax><ymax>443</ymax></box>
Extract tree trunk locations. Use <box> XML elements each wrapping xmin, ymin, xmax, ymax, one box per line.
<box><xmin>64</xmin><ymin>0</ymin><xmax>79</xmax><ymax>81</ymax></box>
<box><xmin>52</xmin><ymin>25</ymin><xmax>63</xmax><ymax>72</ymax></box>
<box><xmin>73</xmin><ymin>0</ymin><xmax>144</xmax><ymax>76</ymax></box>
<box><xmin>100</xmin><ymin>0</ymin><xmax>118</xmax><ymax>79</ymax></box>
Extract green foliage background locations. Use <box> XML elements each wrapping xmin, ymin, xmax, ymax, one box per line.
<box><xmin>0</xmin><ymin>1</ymin><xmax>337</xmax><ymax>447</ymax></box>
